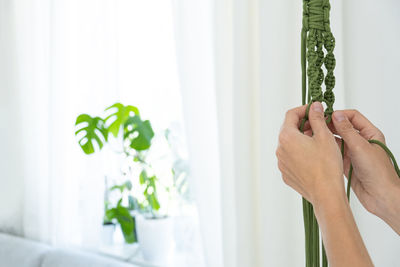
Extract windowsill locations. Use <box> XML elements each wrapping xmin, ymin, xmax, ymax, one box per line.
<box><xmin>91</xmin><ymin>243</ymin><xmax>198</xmax><ymax>267</ymax></box>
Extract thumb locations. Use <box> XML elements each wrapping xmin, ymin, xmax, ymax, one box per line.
<box><xmin>308</xmin><ymin>102</ymin><xmax>330</xmax><ymax>137</ymax></box>
<box><xmin>332</xmin><ymin>110</ymin><xmax>367</xmax><ymax>150</ymax></box>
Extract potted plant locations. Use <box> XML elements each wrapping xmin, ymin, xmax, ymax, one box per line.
<box><xmin>75</xmin><ymin>103</ymin><xmax>154</xmax><ymax>244</ymax></box>
<box><xmin>104</xmin><ymin>179</ymin><xmax>139</xmax><ymax>244</ymax></box>
<box><xmin>133</xmin><ymin>155</ymin><xmax>175</xmax><ymax>263</ymax></box>
<box><xmin>75</xmin><ymin>103</ymin><xmax>176</xmax><ymax>262</ymax></box>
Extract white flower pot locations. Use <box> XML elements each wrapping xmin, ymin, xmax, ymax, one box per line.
<box><xmin>136</xmin><ymin>215</ymin><xmax>175</xmax><ymax>264</ymax></box>
<box><xmin>101</xmin><ymin>223</ymin><xmax>115</xmax><ymax>245</ymax></box>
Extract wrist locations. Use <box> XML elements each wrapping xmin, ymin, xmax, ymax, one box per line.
<box><xmin>311</xmin><ymin>173</ymin><xmax>347</xmax><ymax>208</ymax></box>
<box><xmin>312</xmin><ymin>182</ymin><xmax>349</xmax><ymax>219</ymax></box>
<box><xmin>313</xmin><ymin>190</ymin><xmax>349</xmax><ymax>216</ymax></box>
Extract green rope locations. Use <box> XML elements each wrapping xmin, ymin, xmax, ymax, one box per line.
<box><xmin>301</xmin><ymin>1</ymin><xmax>335</xmax><ymax>266</ymax></box>
<box><xmin>300</xmin><ymin>1</ymin><xmax>400</xmax><ymax>266</ymax></box>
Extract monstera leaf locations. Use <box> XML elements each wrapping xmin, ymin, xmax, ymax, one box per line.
<box><xmin>105</xmin><ymin>103</ymin><xmax>139</xmax><ymax>137</ymax></box>
<box><xmin>75</xmin><ymin>114</ymin><xmax>108</xmax><ymax>154</ymax></box>
<box><xmin>124</xmin><ymin>116</ymin><xmax>154</xmax><ymax>151</ymax></box>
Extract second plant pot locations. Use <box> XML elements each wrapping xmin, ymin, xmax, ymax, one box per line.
<box><xmin>136</xmin><ymin>215</ymin><xmax>175</xmax><ymax>264</ymax></box>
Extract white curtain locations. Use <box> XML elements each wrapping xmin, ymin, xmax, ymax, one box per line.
<box><xmin>175</xmin><ymin>0</ymin><xmax>400</xmax><ymax>267</ymax></box>
<box><xmin>13</xmin><ymin>0</ymin><xmax>119</xmax><ymax>245</ymax></box>
<box><xmin>1</xmin><ymin>0</ymin><xmax>186</xmax><ymax>248</ymax></box>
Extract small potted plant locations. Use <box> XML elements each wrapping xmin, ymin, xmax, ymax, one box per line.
<box><xmin>133</xmin><ymin>154</ymin><xmax>175</xmax><ymax>263</ymax></box>
<box><xmin>75</xmin><ymin>103</ymin><xmax>154</xmax><ymax>245</ymax></box>
<box><xmin>104</xmin><ymin>179</ymin><xmax>139</xmax><ymax>244</ymax></box>
<box><xmin>75</xmin><ymin>103</ymin><xmax>176</xmax><ymax>262</ymax></box>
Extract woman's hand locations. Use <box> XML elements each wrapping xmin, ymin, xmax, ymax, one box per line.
<box><xmin>331</xmin><ymin>109</ymin><xmax>400</xmax><ymax>234</ymax></box>
<box><xmin>276</xmin><ymin>102</ymin><xmax>346</xmax><ymax>206</ymax></box>
<box><xmin>276</xmin><ymin>102</ymin><xmax>373</xmax><ymax>267</ymax></box>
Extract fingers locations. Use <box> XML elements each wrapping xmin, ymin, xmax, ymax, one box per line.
<box><xmin>282</xmin><ymin>105</ymin><xmax>307</xmax><ymax>131</ymax></box>
<box><xmin>308</xmin><ymin>102</ymin><xmax>330</xmax><ymax>138</ymax></box>
<box><xmin>332</xmin><ymin>110</ymin><xmax>369</xmax><ymax>152</ymax></box>
<box><xmin>331</xmin><ymin>109</ymin><xmax>384</xmax><ymax>142</ymax></box>
<box><xmin>341</xmin><ymin>110</ymin><xmax>376</xmax><ymax>132</ymax></box>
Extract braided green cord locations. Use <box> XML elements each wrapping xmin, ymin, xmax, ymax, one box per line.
<box><xmin>302</xmin><ymin>1</ymin><xmax>335</xmax><ymax>266</ymax></box>
<box><xmin>302</xmin><ymin>0</ymin><xmax>336</xmax><ymax>123</ymax></box>
<box><xmin>301</xmin><ymin>2</ymin><xmax>400</xmax><ymax>266</ymax></box>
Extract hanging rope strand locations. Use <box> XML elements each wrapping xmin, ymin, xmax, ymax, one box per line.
<box><xmin>301</xmin><ymin>1</ymin><xmax>335</xmax><ymax>266</ymax></box>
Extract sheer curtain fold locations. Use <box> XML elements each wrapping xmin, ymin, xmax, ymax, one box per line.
<box><xmin>173</xmin><ymin>0</ymin><xmax>263</xmax><ymax>266</ymax></box>
<box><xmin>4</xmin><ymin>0</ymin><xmax>193</xmax><ymax>249</ymax></box>
<box><xmin>10</xmin><ymin>0</ymin><xmax>119</xmax><ymax>245</ymax></box>
<box><xmin>171</xmin><ymin>1</ymin><xmax>223</xmax><ymax>267</ymax></box>
<box><xmin>174</xmin><ymin>0</ymin><xmax>347</xmax><ymax>266</ymax></box>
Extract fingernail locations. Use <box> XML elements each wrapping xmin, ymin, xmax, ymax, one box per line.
<box><xmin>312</xmin><ymin>102</ymin><xmax>323</xmax><ymax>114</ymax></box>
<box><xmin>333</xmin><ymin>111</ymin><xmax>345</xmax><ymax>122</ymax></box>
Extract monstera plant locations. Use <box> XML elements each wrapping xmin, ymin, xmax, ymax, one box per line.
<box><xmin>75</xmin><ymin>103</ymin><xmax>153</xmax><ymax>154</ymax></box>
<box><xmin>75</xmin><ymin>102</ymin><xmax>161</xmax><ymax>244</ymax></box>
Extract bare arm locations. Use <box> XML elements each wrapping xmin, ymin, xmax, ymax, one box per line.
<box><xmin>331</xmin><ymin>109</ymin><xmax>400</xmax><ymax>235</ymax></box>
<box><xmin>276</xmin><ymin>102</ymin><xmax>373</xmax><ymax>267</ymax></box>
<box><xmin>314</xmin><ymin>190</ymin><xmax>373</xmax><ymax>267</ymax></box>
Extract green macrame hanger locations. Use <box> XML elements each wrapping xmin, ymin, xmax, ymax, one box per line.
<box><xmin>300</xmin><ymin>1</ymin><xmax>400</xmax><ymax>266</ymax></box>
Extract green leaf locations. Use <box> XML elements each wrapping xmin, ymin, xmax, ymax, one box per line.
<box><xmin>124</xmin><ymin>116</ymin><xmax>154</xmax><ymax>151</ymax></box>
<box><xmin>147</xmin><ymin>192</ymin><xmax>160</xmax><ymax>211</ymax></box>
<box><xmin>110</xmin><ymin>180</ymin><xmax>132</xmax><ymax>193</ymax></box>
<box><xmin>106</xmin><ymin>204</ymin><xmax>137</xmax><ymax>243</ymax></box>
<box><xmin>75</xmin><ymin>114</ymin><xmax>108</xmax><ymax>154</ymax></box>
<box><xmin>105</xmin><ymin>103</ymin><xmax>139</xmax><ymax>137</ymax></box>
<box><xmin>139</xmin><ymin>170</ymin><xmax>147</xmax><ymax>185</ymax></box>
<box><xmin>113</xmin><ymin>182</ymin><xmax>131</xmax><ymax>192</ymax></box>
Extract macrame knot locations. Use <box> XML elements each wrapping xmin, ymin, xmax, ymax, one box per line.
<box><xmin>323</xmin><ymin>91</ymin><xmax>334</xmax><ymax>106</ymax></box>
<box><xmin>305</xmin><ymin>0</ymin><xmax>325</xmax><ymax>31</ymax></box>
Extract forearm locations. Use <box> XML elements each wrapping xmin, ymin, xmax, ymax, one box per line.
<box><xmin>375</xmin><ymin>179</ymin><xmax>400</xmax><ymax>235</ymax></box>
<box><xmin>314</xmin><ymin>190</ymin><xmax>373</xmax><ymax>267</ymax></box>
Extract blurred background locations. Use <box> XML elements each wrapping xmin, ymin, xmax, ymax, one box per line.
<box><xmin>0</xmin><ymin>0</ymin><xmax>399</xmax><ymax>267</ymax></box>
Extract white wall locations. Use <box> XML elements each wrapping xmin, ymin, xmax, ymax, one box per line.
<box><xmin>343</xmin><ymin>1</ymin><xmax>400</xmax><ymax>266</ymax></box>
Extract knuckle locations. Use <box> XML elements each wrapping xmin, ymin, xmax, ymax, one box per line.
<box><xmin>310</xmin><ymin>113</ymin><xmax>324</xmax><ymax>122</ymax></box>
<box><xmin>278</xmin><ymin>131</ymin><xmax>290</xmax><ymax>145</ymax></box>
<box><xmin>352</xmin><ymin>143</ymin><xmax>366</xmax><ymax>154</ymax></box>
<box><xmin>281</xmin><ymin>175</ymin><xmax>290</xmax><ymax>186</ymax></box>
<box><xmin>376</xmin><ymin>129</ymin><xmax>386</xmax><ymax>142</ymax></box>
<box><xmin>284</xmin><ymin>109</ymin><xmax>293</xmax><ymax>119</ymax></box>
<box><xmin>340</xmin><ymin>121</ymin><xmax>353</xmax><ymax>132</ymax></box>
<box><xmin>349</xmin><ymin>109</ymin><xmax>360</xmax><ymax>116</ymax></box>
